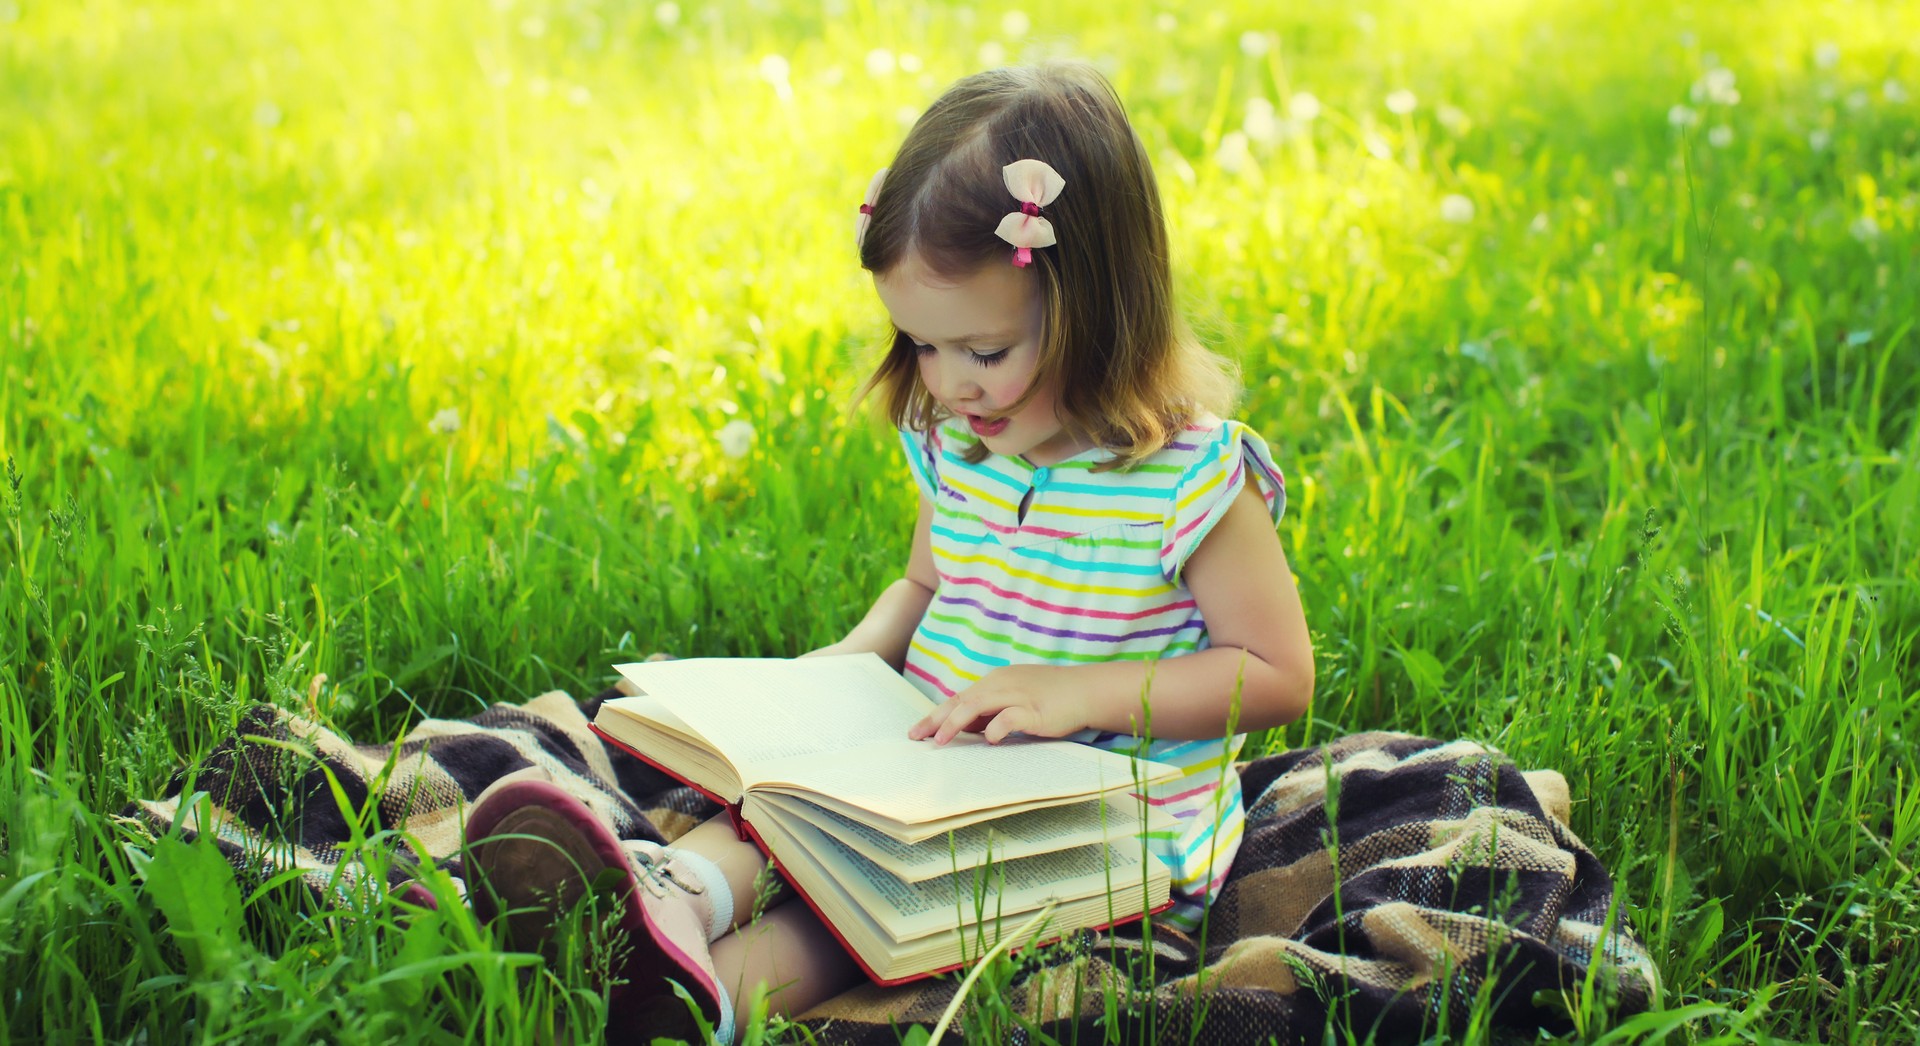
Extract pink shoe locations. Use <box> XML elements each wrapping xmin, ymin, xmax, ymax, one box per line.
<box><xmin>465</xmin><ymin>779</ymin><xmax>733</xmax><ymax>1042</ymax></box>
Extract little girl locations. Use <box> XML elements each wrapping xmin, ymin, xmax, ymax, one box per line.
<box><xmin>466</xmin><ymin>60</ymin><xmax>1313</xmax><ymax>1042</ymax></box>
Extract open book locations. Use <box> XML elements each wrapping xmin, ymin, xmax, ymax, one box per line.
<box><xmin>590</xmin><ymin>654</ymin><xmax>1181</xmax><ymax>985</ymax></box>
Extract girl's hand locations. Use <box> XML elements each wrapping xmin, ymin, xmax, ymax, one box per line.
<box><xmin>908</xmin><ymin>665</ymin><xmax>1088</xmax><ymax>745</ymax></box>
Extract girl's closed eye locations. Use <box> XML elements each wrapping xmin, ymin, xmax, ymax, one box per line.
<box><xmin>910</xmin><ymin>340</ymin><xmax>1011</xmax><ymax>367</ymax></box>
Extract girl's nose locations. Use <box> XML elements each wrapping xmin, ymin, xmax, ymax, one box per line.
<box><xmin>929</xmin><ymin>351</ymin><xmax>981</xmax><ymax>404</ymax></box>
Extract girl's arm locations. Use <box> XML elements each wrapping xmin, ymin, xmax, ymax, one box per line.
<box><xmin>801</xmin><ymin>494</ymin><xmax>939</xmax><ymax>671</ymax></box>
<box><xmin>910</xmin><ymin>484</ymin><xmax>1314</xmax><ymax>743</ymax></box>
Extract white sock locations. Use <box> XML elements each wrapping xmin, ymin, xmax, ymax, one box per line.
<box><xmin>664</xmin><ymin>845</ymin><xmax>734</xmax><ymax>942</ymax></box>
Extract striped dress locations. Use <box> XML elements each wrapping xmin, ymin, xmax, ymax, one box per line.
<box><xmin>898</xmin><ymin>414</ymin><xmax>1287</xmax><ymax>929</ymax></box>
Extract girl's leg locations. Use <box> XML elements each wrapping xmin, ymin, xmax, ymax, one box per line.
<box><xmin>672</xmin><ymin>814</ymin><xmax>865</xmax><ymax>1029</ymax></box>
<box><xmin>711</xmin><ymin>902</ymin><xmax>865</xmax><ymax>1031</ymax></box>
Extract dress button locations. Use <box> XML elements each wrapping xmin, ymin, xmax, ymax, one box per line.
<box><xmin>1032</xmin><ymin>466</ymin><xmax>1052</xmax><ymax>487</ymax></box>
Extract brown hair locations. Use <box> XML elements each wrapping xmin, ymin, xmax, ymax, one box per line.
<box><xmin>856</xmin><ymin>61</ymin><xmax>1239</xmax><ymax>471</ymax></box>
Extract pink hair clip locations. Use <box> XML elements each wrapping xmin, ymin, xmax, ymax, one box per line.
<box><xmin>994</xmin><ymin>159</ymin><xmax>1065</xmax><ymax>267</ymax></box>
<box><xmin>854</xmin><ymin>167</ymin><xmax>889</xmax><ymax>249</ymax></box>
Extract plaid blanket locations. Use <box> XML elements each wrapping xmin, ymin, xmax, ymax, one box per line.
<box><xmin>128</xmin><ymin>689</ymin><xmax>1657</xmax><ymax>1042</ymax></box>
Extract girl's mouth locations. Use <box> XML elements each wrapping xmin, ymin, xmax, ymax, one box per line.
<box><xmin>967</xmin><ymin>413</ymin><xmax>1009</xmax><ymax>438</ymax></box>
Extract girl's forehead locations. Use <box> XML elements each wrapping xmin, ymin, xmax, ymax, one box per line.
<box><xmin>874</xmin><ymin>253</ymin><xmax>1039</xmax><ymax>338</ymax></box>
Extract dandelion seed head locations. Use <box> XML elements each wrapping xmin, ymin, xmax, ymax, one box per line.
<box><xmin>1288</xmin><ymin>91</ymin><xmax>1322</xmax><ymax>122</ymax></box>
<box><xmin>759</xmin><ymin>56</ymin><xmax>794</xmax><ymax>102</ymax></box>
<box><xmin>1707</xmin><ymin>125</ymin><xmax>1734</xmax><ymax>148</ymax></box>
<box><xmin>1850</xmin><ymin>216</ymin><xmax>1880</xmax><ymax>241</ymax></box>
<box><xmin>1155</xmin><ymin>13</ymin><xmax>1177</xmax><ymax>32</ymax></box>
<box><xmin>1884</xmin><ymin>79</ymin><xmax>1909</xmax><ymax>104</ymax></box>
<box><xmin>1215</xmin><ymin>131</ymin><xmax>1253</xmax><ymax>174</ymax></box>
<box><xmin>1808</xmin><ymin>128</ymin><xmax>1832</xmax><ymax>152</ymax></box>
<box><xmin>1001</xmin><ymin>10</ymin><xmax>1030</xmax><ymax>38</ymax></box>
<box><xmin>1814</xmin><ymin>41</ymin><xmax>1840</xmax><ymax>69</ymax></box>
<box><xmin>977</xmin><ymin>41</ymin><xmax>1008</xmax><ymax>67</ymax></box>
<box><xmin>717</xmin><ymin>419</ymin><xmax>757</xmax><ymax>459</ymax></box>
<box><xmin>1668</xmin><ymin>104</ymin><xmax>1700</xmax><ymax>128</ymax></box>
<box><xmin>1239</xmin><ymin>31</ymin><xmax>1271</xmax><ymax>58</ymax></box>
<box><xmin>866</xmin><ymin>48</ymin><xmax>896</xmax><ymax>77</ymax></box>
<box><xmin>653</xmin><ymin>1</ymin><xmax>679</xmax><ymax>28</ymax></box>
<box><xmin>1439</xmin><ymin>194</ymin><xmax>1476</xmax><ymax>224</ymax></box>
<box><xmin>1243</xmin><ymin>97</ymin><xmax>1279</xmax><ymax>144</ymax></box>
<box><xmin>1385</xmin><ymin>88</ymin><xmax>1417</xmax><ymax>115</ymax></box>
<box><xmin>429</xmin><ymin>407</ymin><xmax>461</xmax><ymax>435</ymax></box>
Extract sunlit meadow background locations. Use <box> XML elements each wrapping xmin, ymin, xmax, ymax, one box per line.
<box><xmin>2</xmin><ymin>0</ymin><xmax>1917</xmax><ymax>1041</ymax></box>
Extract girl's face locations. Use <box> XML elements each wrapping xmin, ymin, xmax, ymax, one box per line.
<box><xmin>874</xmin><ymin>252</ymin><xmax>1088</xmax><ymax>466</ymax></box>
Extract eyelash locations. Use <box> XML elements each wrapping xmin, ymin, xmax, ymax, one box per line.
<box><xmin>912</xmin><ymin>342</ymin><xmax>1010</xmax><ymax>367</ymax></box>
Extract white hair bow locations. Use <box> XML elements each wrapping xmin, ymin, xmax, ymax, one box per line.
<box><xmin>993</xmin><ymin>158</ymin><xmax>1066</xmax><ymax>267</ymax></box>
<box><xmin>854</xmin><ymin>167</ymin><xmax>888</xmax><ymax>250</ymax></box>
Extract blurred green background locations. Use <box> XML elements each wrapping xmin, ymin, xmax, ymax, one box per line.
<box><xmin>2</xmin><ymin>0</ymin><xmax>1916</xmax><ymax>1040</ymax></box>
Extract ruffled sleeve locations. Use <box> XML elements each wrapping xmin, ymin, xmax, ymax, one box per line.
<box><xmin>1159</xmin><ymin>420</ymin><xmax>1286</xmax><ymax>585</ymax></box>
<box><xmin>898</xmin><ymin>424</ymin><xmax>941</xmax><ymax>501</ymax></box>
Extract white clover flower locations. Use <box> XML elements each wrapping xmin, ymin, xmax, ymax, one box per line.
<box><xmin>1000</xmin><ymin>10</ymin><xmax>1030</xmax><ymax>37</ymax></box>
<box><xmin>1439</xmin><ymin>194</ymin><xmax>1475</xmax><ymax>223</ymax></box>
<box><xmin>1707</xmin><ymin>125</ymin><xmax>1734</xmax><ymax>148</ymax></box>
<box><xmin>977</xmin><ymin>41</ymin><xmax>1007</xmax><ymax>67</ymax></box>
<box><xmin>653</xmin><ymin>1</ymin><xmax>680</xmax><ymax>28</ymax></box>
<box><xmin>1385</xmin><ymin>89</ymin><xmax>1417</xmax><ymax>115</ymax></box>
<box><xmin>1809</xmin><ymin>127</ymin><xmax>1832</xmax><ymax>152</ymax></box>
<box><xmin>1814</xmin><ymin>41</ymin><xmax>1839</xmax><ymax>69</ymax></box>
<box><xmin>717</xmin><ymin>419</ymin><xmax>756</xmax><ymax>459</ymax></box>
<box><xmin>429</xmin><ymin>407</ymin><xmax>461</xmax><ymax>434</ymax></box>
<box><xmin>1215</xmin><ymin>131</ymin><xmax>1253</xmax><ymax>174</ymax></box>
<box><xmin>865</xmin><ymin>48</ymin><xmax>896</xmax><ymax>77</ymax></box>
<box><xmin>1239</xmin><ymin>30</ymin><xmax>1271</xmax><ymax>57</ymax></box>
<box><xmin>1668</xmin><ymin>104</ymin><xmax>1700</xmax><ymax>128</ymax></box>
<box><xmin>1885</xmin><ymin>79</ymin><xmax>1909</xmax><ymax>103</ymax></box>
<box><xmin>1243</xmin><ymin>97</ymin><xmax>1279</xmax><ymax>144</ymax></box>
<box><xmin>1850</xmin><ymin>216</ymin><xmax>1880</xmax><ymax>241</ymax></box>
<box><xmin>1288</xmin><ymin>91</ymin><xmax>1322</xmax><ymax>122</ymax></box>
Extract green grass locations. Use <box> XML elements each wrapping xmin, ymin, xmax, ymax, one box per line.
<box><xmin>2</xmin><ymin>0</ymin><xmax>1917</xmax><ymax>1040</ymax></box>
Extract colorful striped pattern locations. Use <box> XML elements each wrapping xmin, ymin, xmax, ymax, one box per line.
<box><xmin>899</xmin><ymin>415</ymin><xmax>1286</xmax><ymax>929</ymax></box>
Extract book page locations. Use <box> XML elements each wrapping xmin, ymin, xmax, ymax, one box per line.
<box><xmin>755</xmin><ymin>735</ymin><xmax>1177</xmax><ymax>830</ymax></box>
<box><xmin>600</xmin><ymin>688</ymin><xmax>697</xmax><ymax>738</ymax></box>
<box><xmin>753</xmin><ymin>792</ymin><xmax>1159</xmax><ymax>883</ymax></box>
<box><xmin>761</xmin><ymin>803</ymin><xmax>1164</xmax><ymax>943</ymax></box>
<box><xmin>613</xmin><ymin>655</ymin><xmax>929</xmax><ymax>773</ymax></box>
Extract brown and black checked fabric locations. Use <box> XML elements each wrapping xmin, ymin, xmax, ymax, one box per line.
<box><xmin>127</xmin><ymin>691</ymin><xmax>1658</xmax><ymax>1042</ymax></box>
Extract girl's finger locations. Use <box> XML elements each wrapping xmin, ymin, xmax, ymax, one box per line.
<box><xmin>983</xmin><ymin>708</ymin><xmax>1026</xmax><ymax>745</ymax></box>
